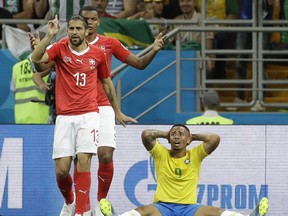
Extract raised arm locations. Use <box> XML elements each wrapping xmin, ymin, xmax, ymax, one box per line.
<box><xmin>192</xmin><ymin>133</ymin><xmax>220</xmax><ymax>154</ymax></box>
<box><xmin>100</xmin><ymin>77</ymin><xmax>137</xmax><ymax>127</ymax></box>
<box><xmin>29</xmin><ymin>31</ymin><xmax>56</xmax><ymax>71</ymax></box>
<box><xmin>125</xmin><ymin>32</ymin><xmax>166</xmax><ymax>69</ymax></box>
<box><xmin>31</xmin><ymin>16</ymin><xmax>60</xmax><ymax>64</ymax></box>
<box><xmin>141</xmin><ymin>129</ymin><xmax>169</xmax><ymax>151</ymax></box>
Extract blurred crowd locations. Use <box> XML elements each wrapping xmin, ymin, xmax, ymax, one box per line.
<box><xmin>2</xmin><ymin>1</ymin><xmax>287</xmax><ymax>55</ymax></box>
<box><xmin>2</xmin><ymin>0</ymin><xmax>288</xmax><ymax>124</ymax></box>
<box><xmin>1</xmin><ymin>1</ymin><xmax>287</xmax><ymax>46</ymax></box>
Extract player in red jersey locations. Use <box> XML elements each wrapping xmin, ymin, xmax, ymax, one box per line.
<box><xmin>31</xmin><ymin>15</ymin><xmax>136</xmax><ymax>216</ymax></box>
<box><xmin>78</xmin><ymin>6</ymin><xmax>166</xmax><ymax>215</ymax></box>
<box><xmin>30</xmin><ymin>6</ymin><xmax>165</xmax><ymax>216</ymax></box>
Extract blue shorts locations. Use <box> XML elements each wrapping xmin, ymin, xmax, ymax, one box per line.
<box><xmin>153</xmin><ymin>202</ymin><xmax>202</xmax><ymax>216</ymax></box>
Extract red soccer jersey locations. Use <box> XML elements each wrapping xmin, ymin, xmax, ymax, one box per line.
<box><xmin>46</xmin><ymin>40</ymin><xmax>109</xmax><ymax>115</ymax></box>
<box><xmin>90</xmin><ymin>34</ymin><xmax>131</xmax><ymax>106</ymax></box>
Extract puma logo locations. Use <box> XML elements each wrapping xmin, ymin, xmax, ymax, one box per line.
<box><xmin>76</xmin><ymin>59</ymin><xmax>83</xmax><ymax>64</ymax></box>
<box><xmin>98</xmin><ymin>176</ymin><xmax>106</xmax><ymax>183</ymax></box>
<box><xmin>79</xmin><ymin>190</ymin><xmax>87</xmax><ymax>194</ymax></box>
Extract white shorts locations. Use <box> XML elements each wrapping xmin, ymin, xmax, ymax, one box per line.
<box><xmin>52</xmin><ymin>112</ymin><xmax>99</xmax><ymax>159</ymax></box>
<box><xmin>98</xmin><ymin>106</ymin><xmax>116</xmax><ymax>148</ymax></box>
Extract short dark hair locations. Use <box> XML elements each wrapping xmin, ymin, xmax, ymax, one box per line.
<box><xmin>67</xmin><ymin>14</ymin><xmax>88</xmax><ymax>28</ymax></box>
<box><xmin>170</xmin><ymin>124</ymin><xmax>190</xmax><ymax>134</ymax></box>
<box><xmin>79</xmin><ymin>6</ymin><xmax>98</xmax><ymax>15</ymax></box>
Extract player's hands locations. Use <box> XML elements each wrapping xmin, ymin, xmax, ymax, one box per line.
<box><xmin>39</xmin><ymin>82</ymin><xmax>51</xmax><ymax>91</ymax></box>
<box><xmin>153</xmin><ymin>32</ymin><xmax>166</xmax><ymax>52</ymax></box>
<box><xmin>47</xmin><ymin>15</ymin><xmax>60</xmax><ymax>36</ymax></box>
<box><xmin>115</xmin><ymin>112</ymin><xmax>138</xmax><ymax>127</ymax></box>
<box><xmin>28</xmin><ymin>31</ymin><xmax>40</xmax><ymax>50</ymax></box>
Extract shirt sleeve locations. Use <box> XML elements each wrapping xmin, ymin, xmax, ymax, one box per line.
<box><xmin>10</xmin><ymin>79</ymin><xmax>15</xmax><ymax>92</ymax></box>
<box><xmin>194</xmin><ymin>143</ymin><xmax>209</xmax><ymax>162</ymax></box>
<box><xmin>97</xmin><ymin>50</ymin><xmax>110</xmax><ymax>79</ymax></box>
<box><xmin>46</xmin><ymin>43</ymin><xmax>59</xmax><ymax>62</ymax></box>
<box><xmin>149</xmin><ymin>140</ymin><xmax>167</xmax><ymax>160</ymax></box>
<box><xmin>111</xmin><ymin>38</ymin><xmax>131</xmax><ymax>63</ymax></box>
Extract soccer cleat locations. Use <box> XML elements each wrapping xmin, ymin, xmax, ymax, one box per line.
<box><xmin>60</xmin><ymin>192</ymin><xmax>76</xmax><ymax>216</ymax></box>
<box><xmin>99</xmin><ymin>198</ymin><xmax>117</xmax><ymax>216</ymax></box>
<box><xmin>93</xmin><ymin>201</ymin><xmax>104</xmax><ymax>216</ymax></box>
<box><xmin>249</xmin><ymin>197</ymin><xmax>269</xmax><ymax>216</ymax></box>
<box><xmin>258</xmin><ymin>197</ymin><xmax>268</xmax><ymax>216</ymax></box>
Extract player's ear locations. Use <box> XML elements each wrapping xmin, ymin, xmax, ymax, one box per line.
<box><xmin>187</xmin><ymin>134</ymin><xmax>192</xmax><ymax>146</ymax></box>
<box><xmin>85</xmin><ymin>29</ymin><xmax>89</xmax><ymax>36</ymax></box>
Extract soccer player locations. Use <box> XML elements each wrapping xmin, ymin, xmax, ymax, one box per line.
<box><xmin>31</xmin><ymin>6</ymin><xmax>166</xmax><ymax>215</ymax></box>
<box><xmin>99</xmin><ymin>124</ymin><xmax>269</xmax><ymax>216</ymax></box>
<box><xmin>31</xmin><ymin>15</ymin><xmax>136</xmax><ymax>216</ymax></box>
<box><xmin>78</xmin><ymin>6</ymin><xmax>165</xmax><ymax>215</ymax></box>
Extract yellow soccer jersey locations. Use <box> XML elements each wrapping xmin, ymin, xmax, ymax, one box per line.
<box><xmin>149</xmin><ymin>141</ymin><xmax>208</xmax><ymax>204</ymax></box>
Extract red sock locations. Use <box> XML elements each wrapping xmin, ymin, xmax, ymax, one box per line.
<box><xmin>56</xmin><ymin>174</ymin><xmax>74</xmax><ymax>204</ymax></box>
<box><xmin>73</xmin><ymin>164</ymin><xmax>78</xmax><ymax>186</ymax></box>
<box><xmin>97</xmin><ymin>161</ymin><xmax>114</xmax><ymax>201</ymax></box>
<box><xmin>75</xmin><ymin>172</ymin><xmax>91</xmax><ymax>214</ymax></box>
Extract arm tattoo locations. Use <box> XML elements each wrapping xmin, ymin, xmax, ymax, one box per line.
<box><xmin>192</xmin><ymin>134</ymin><xmax>208</xmax><ymax>142</ymax></box>
<box><xmin>106</xmin><ymin>87</ymin><xmax>114</xmax><ymax>104</ymax></box>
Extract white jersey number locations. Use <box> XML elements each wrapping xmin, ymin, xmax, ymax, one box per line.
<box><xmin>73</xmin><ymin>72</ymin><xmax>86</xmax><ymax>86</ymax></box>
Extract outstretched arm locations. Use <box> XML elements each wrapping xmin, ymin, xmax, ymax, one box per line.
<box><xmin>125</xmin><ymin>32</ymin><xmax>166</xmax><ymax>69</ymax></box>
<box><xmin>141</xmin><ymin>129</ymin><xmax>169</xmax><ymax>151</ymax></box>
<box><xmin>100</xmin><ymin>77</ymin><xmax>137</xmax><ymax>127</ymax></box>
<box><xmin>192</xmin><ymin>133</ymin><xmax>220</xmax><ymax>154</ymax></box>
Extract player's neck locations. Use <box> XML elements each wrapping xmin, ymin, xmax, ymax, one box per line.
<box><xmin>86</xmin><ymin>33</ymin><xmax>97</xmax><ymax>43</ymax></box>
<box><xmin>70</xmin><ymin>42</ymin><xmax>88</xmax><ymax>52</ymax></box>
<box><xmin>170</xmin><ymin>149</ymin><xmax>186</xmax><ymax>158</ymax></box>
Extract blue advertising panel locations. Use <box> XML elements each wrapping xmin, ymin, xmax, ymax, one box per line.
<box><xmin>0</xmin><ymin>125</ymin><xmax>62</xmax><ymax>216</ymax></box>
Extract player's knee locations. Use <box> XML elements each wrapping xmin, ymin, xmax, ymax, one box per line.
<box><xmin>98</xmin><ymin>153</ymin><xmax>113</xmax><ymax>163</ymax></box>
<box><xmin>76</xmin><ymin>153</ymin><xmax>92</xmax><ymax>171</ymax></box>
<box><xmin>56</xmin><ymin>169</ymin><xmax>70</xmax><ymax>178</ymax></box>
<box><xmin>55</xmin><ymin>162</ymin><xmax>71</xmax><ymax>178</ymax></box>
<box><xmin>98</xmin><ymin>147</ymin><xmax>114</xmax><ymax>163</ymax></box>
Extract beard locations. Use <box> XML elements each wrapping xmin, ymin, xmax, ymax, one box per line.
<box><xmin>69</xmin><ymin>37</ymin><xmax>84</xmax><ymax>47</ymax></box>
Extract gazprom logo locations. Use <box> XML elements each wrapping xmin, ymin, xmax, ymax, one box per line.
<box><xmin>124</xmin><ymin>156</ymin><xmax>268</xmax><ymax>209</ymax></box>
<box><xmin>124</xmin><ymin>156</ymin><xmax>156</xmax><ymax>206</ymax></box>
